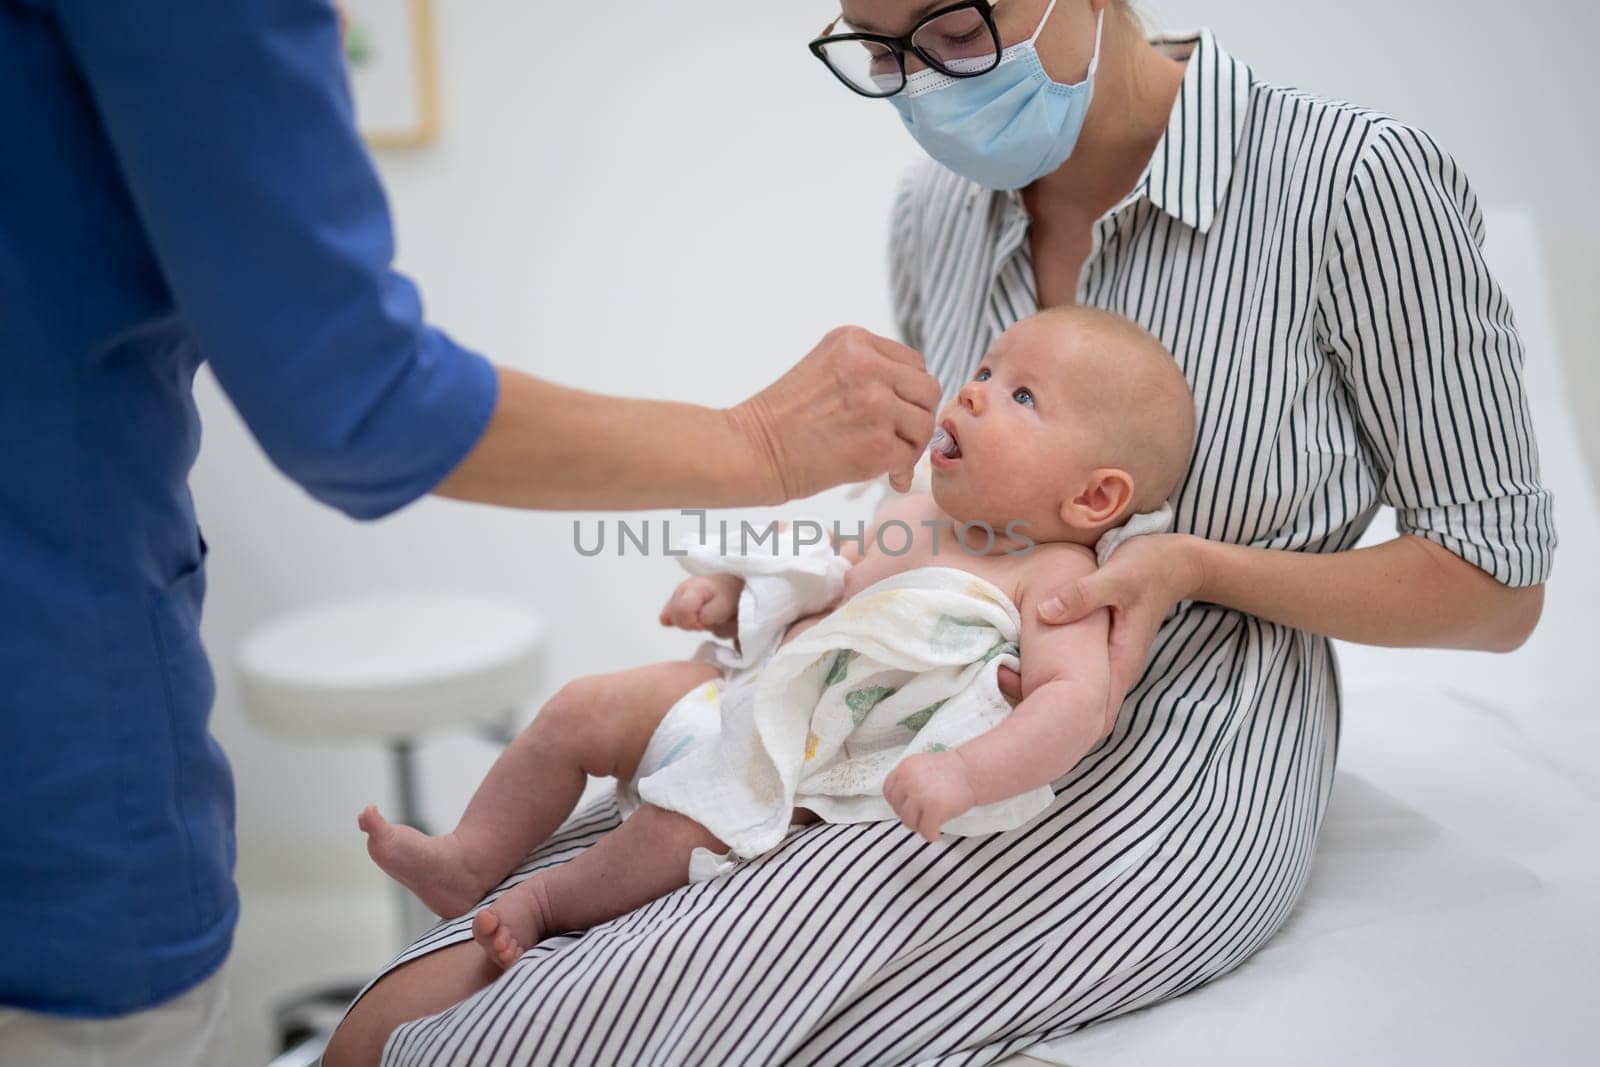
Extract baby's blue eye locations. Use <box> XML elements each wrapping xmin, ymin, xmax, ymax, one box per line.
<box><xmin>975</xmin><ymin>368</ymin><xmax>992</xmax><ymax>382</ymax></box>
<box><xmin>1013</xmin><ymin>387</ymin><xmax>1034</xmax><ymax>407</ymax></box>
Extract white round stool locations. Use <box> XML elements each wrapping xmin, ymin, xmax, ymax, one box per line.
<box><xmin>236</xmin><ymin>593</ymin><xmax>546</xmax><ymax>944</ymax></box>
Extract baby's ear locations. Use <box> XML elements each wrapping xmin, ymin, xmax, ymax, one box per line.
<box><xmin>1060</xmin><ymin>468</ymin><xmax>1134</xmax><ymax>528</ymax></box>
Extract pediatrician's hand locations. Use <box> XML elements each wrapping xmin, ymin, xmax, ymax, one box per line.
<box><xmin>730</xmin><ymin>326</ymin><xmax>940</xmax><ymax>500</ymax></box>
<box><xmin>997</xmin><ymin>534</ymin><xmax>1207</xmax><ymax>716</ymax></box>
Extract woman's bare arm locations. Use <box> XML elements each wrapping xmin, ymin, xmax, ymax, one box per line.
<box><xmin>1023</xmin><ymin>531</ymin><xmax>1547</xmax><ymax>712</ymax></box>
<box><xmin>1183</xmin><ymin>534</ymin><xmax>1544</xmax><ymax>653</ymax></box>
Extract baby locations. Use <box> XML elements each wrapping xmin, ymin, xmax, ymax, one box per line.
<box><xmin>360</xmin><ymin>305</ymin><xmax>1196</xmax><ymax>969</ymax></box>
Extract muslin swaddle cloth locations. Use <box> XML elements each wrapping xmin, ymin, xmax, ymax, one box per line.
<box><xmin>624</xmin><ymin>564</ymin><xmax>1056</xmax><ymax>880</ymax></box>
<box><xmin>616</xmin><ymin>504</ymin><xmax>1173</xmax><ymax>881</ymax></box>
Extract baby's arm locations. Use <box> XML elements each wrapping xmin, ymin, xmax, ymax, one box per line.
<box><xmin>665</xmin><ymin>494</ymin><xmax>938</xmax><ymax>641</ymax></box>
<box><xmin>659</xmin><ymin>573</ymin><xmax>743</xmax><ymax>639</ymax></box>
<box><xmin>966</xmin><ymin>547</ymin><xmax>1112</xmax><ymax>793</ymax></box>
<box><xmin>885</xmin><ymin>545</ymin><xmax>1111</xmax><ymax>840</ymax></box>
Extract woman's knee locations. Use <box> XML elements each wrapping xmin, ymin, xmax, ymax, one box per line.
<box><xmin>324</xmin><ymin>980</ymin><xmax>422</xmax><ymax>1067</ymax></box>
<box><xmin>324</xmin><ymin>944</ymin><xmax>500</xmax><ymax>1067</ymax></box>
<box><xmin>323</xmin><ymin>999</ymin><xmax>392</xmax><ymax>1067</ymax></box>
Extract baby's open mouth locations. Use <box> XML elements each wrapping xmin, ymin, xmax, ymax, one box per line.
<box><xmin>930</xmin><ymin>421</ymin><xmax>962</xmax><ymax>464</ymax></box>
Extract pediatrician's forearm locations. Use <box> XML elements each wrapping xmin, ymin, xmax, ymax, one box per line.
<box><xmin>1190</xmin><ymin>535</ymin><xmax>1544</xmax><ymax>653</ymax></box>
<box><xmin>434</xmin><ymin>367</ymin><xmax>783</xmax><ymax>510</ymax></box>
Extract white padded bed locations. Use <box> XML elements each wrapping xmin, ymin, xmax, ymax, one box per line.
<box><xmin>1021</xmin><ymin>212</ymin><xmax>1600</xmax><ymax>1066</ymax></box>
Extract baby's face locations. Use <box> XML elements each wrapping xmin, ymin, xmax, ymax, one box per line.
<box><xmin>929</xmin><ymin>317</ymin><xmax>1110</xmax><ymax>538</ymax></box>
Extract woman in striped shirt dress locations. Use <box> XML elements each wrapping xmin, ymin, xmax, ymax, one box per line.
<box><xmin>328</xmin><ymin>3</ymin><xmax>1554</xmax><ymax>1064</ymax></box>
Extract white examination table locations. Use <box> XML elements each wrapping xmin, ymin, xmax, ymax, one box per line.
<box><xmin>1020</xmin><ymin>213</ymin><xmax>1600</xmax><ymax>1066</ymax></box>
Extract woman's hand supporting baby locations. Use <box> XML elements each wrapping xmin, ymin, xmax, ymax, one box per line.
<box><xmin>999</xmin><ymin>533</ymin><xmax>1205</xmax><ymax>719</ymax></box>
<box><xmin>658</xmin><ymin>574</ymin><xmax>744</xmax><ymax>641</ymax></box>
<box><xmin>1021</xmin><ymin>523</ymin><xmax>1545</xmax><ymax>719</ymax></box>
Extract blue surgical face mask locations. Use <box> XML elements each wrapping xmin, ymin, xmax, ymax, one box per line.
<box><xmin>887</xmin><ymin>0</ymin><xmax>1104</xmax><ymax>191</ymax></box>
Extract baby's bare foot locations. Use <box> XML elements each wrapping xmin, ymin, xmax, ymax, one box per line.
<box><xmin>358</xmin><ymin>805</ymin><xmax>488</xmax><ymax>919</ymax></box>
<box><xmin>471</xmin><ymin>879</ymin><xmax>554</xmax><ymax>970</ymax></box>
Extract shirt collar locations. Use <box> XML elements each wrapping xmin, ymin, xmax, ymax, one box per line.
<box><xmin>1135</xmin><ymin>28</ymin><xmax>1255</xmax><ymax>233</ymax></box>
<box><xmin>991</xmin><ymin>29</ymin><xmax>1254</xmax><ymax>234</ymax></box>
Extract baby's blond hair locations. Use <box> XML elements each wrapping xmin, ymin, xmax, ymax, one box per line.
<box><xmin>1032</xmin><ymin>305</ymin><xmax>1196</xmax><ymax>514</ymax></box>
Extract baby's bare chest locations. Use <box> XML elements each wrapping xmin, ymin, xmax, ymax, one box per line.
<box><xmin>780</xmin><ymin>531</ymin><xmax>1030</xmax><ymax>646</ymax></box>
<box><xmin>841</xmin><ymin>541</ymin><xmax>1022</xmax><ymax>603</ymax></box>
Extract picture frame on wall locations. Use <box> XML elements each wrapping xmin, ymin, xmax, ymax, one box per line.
<box><xmin>340</xmin><ymin>0</ymin><xmax>441</xmax><ymax>149</ymax></box>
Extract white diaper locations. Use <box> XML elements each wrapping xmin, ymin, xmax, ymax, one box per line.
<box><xmin>614</xmin><ymin>640</ymin><xmax>800</xmax><ymax>882</ymax></box>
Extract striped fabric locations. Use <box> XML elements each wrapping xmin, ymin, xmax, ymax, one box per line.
<box><xmin>370</xmin><ymin>29</ymin><xmax>1554</xmax><ymax>1066</ymax></box>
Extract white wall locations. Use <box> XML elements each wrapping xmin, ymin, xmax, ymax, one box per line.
<box><xmin>195</xmin><ymin>0</ymin><xmax>1600</xmax><ymax>892</ymax></box>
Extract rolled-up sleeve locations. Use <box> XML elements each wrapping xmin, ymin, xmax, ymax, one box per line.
<box><xmin>55</xmin><ymin>0</ymin><xmax>498</xmax><ymax>520</ymax></box>
<box><xmin>1315</xmin><ymin>121</ymin><xmax>1556</xmax><ymax>587</ymax></box>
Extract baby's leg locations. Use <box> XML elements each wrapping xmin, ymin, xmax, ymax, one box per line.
<box><xmin>472</xmin><ymin>802</ymin><xmax>726</xmax><ymax>968</ymax></box>
<box><xmin>477</xmin><ymin>805</ymin><xmax>825</xmax><ymax>967</ymax></box>
<box><xmin>360</xmin><ymin>659</ymin><xmax>721</xmax><ymax>918</ymax></box>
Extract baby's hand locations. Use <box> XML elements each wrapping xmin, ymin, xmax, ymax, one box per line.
<box><xmin>883</xmin><ymin>750</ymin><xmax>978</xmax><ymax>843</ymax></box>
<box><xmin>658</xmin><ymin>574</ymin><xmax>743</xmax><ymax>639</ymax></box>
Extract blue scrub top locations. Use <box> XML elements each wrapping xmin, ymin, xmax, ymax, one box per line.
<box><xmin>0</xmin><ymin>0</ymin><xmax>499</xmax><ymax>1016</ymax></box>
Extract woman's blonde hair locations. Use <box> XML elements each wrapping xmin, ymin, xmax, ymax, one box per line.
<box><xmin>1115</xmin><ymin>0</ymin><xmax>1145</xmax><ymax>36</ymax></box>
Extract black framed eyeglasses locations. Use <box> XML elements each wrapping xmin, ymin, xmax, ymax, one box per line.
<box><xmin>808</xmin><ymin>0</ymin><xmax>1004</xmax><ymax>99</ymax></box>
